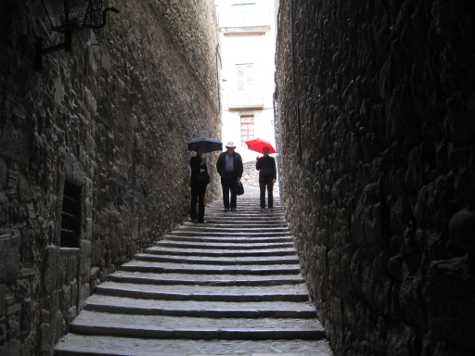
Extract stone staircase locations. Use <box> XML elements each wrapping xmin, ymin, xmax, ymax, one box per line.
<box><xmin>55</xmin><ymin>197</ymin><xmax>332</xmax><ymax>355</ymax></box>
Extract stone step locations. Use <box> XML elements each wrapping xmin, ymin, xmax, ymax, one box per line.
<box><xmin>94</xmin><ymin>282</ymin><xmax>309</xmax><ymax>302</ymax></box>
<box><xmin>206</xmin><ymin>208</ymin><xmax>284</xmax><ymax>212</ymax></box>
<box><xmin>182</xmin><ymin>221</ymin><xmax>289</xmax><ymax>228</ymax></box>
<box><xmin>168</xmin><ymin>231</ymin><xmax>292</xmax><ymax>238</ymax></box>
<box><xmin>203</xmin><ymin>217</ymin><xmax>286</xmax><ymax>223</ymax></box>
<box><xmin>178</xmin><ymin>224</ymin><xmax>289</xmax><ymax>230</ymax></box>
<box><xmin>198</xmin><ymin>220</ymin><xmax>288</xmax><ymax>227</ymax></box>
<box><xmin>205</xmin><ymin>209</ymin><xmax>285</xmax><ymax>213</ymax></box>
<box><xmin>205</xmin><ymin>209</ymin><xmax>285</xmax><ymax>214</ymax></box>
<box><xmin>205</xmin><ymin>210</ymin><xmax>284</xmax><ymax>215</ymax></box>
<box><xmin>163</xmin><ymin>234</ymin><xmax>293</xmax><ymax>244</ymax></box>
<box><xmin>54</xmin><ymin>196</ymin><xmax>330</xmax><ymax>356</ymax></box>
<box><xmin>207</xmin><ymin>202</ymin><xmax>282</xmax><ymax>206</ymax></box>
<box><xmin>144</xmin><ymin>246</ymin><xmax>297</xmax><ymax>257</ymax></box>
<box><xmin>55</xmin><ymin>335</ymin><xmax>333</xmax><ymax>356</ymax></box>
<box><xmin>172</xmin><ymin>226</ymin><xmax>291</xmax><ymax>233</ymax></box>
<box><xmin>134</xmin><ymin>253</ymin><xmax>299</xmax><ymax>265</ymax></box>
<box><xmin>206</xmin><ymin>212</ymin><xmax>286</xmax><ymax>217</ymax></box>
<box><xmin>208</xmin><ymin>200</ymin><xmax>282</xmax><ymax>203</ymax></box>
<box><xmin>205</xmin><ymin>214</ymin><xmax>286</xmax><ymax>219</ymax></box>
<box><xmin>207</xmin><ymin>202</ymin><xmax>283</xmax><ymax>204</ymax></box>
<box><xmin>208</xmin><ymin>202</ymin><xmax>283</xmax><ymax>207</ymax></box>
<box><xmin>84</xmin><ymin>295</ymin><xmax>317</xmax><ymax>318</ymax></box>
<box><xmin>208</xmin><ymin>201</ymin><xmax>282</xmax><ymax>204</ymax></box>
<box><xmin>69</xmin><ymin>311</ymin><xmax>326</xmax><ymax>340</ymax></box>
<box><xmin>156</xmin><ymin>240</ymin><xmax>294</xmax><ymax>250</ymax></box>
<box><xmin>120</xmin><ymin>260</ymin><xmax>301</xmax><ymax>275</ymax></box>
<box><xmin>108</xmin><ymin>271</ymin><xmax>305</xmax><ymax>286</ymax></box>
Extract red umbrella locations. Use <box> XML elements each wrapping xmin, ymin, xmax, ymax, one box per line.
<box><xmin>244</xmin><ymin>138</ymin><xmax>276</xmax><ymax>154</ymax></box>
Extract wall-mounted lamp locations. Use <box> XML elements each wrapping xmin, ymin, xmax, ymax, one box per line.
<box><xmin>35</xmin><ymin>0</ymin><xmax>119</xmax><ymax>71</ymax></box>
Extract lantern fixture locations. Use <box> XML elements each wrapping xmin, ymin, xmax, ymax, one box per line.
<box><xmin>35</xmin><ymin>0</ymin><xmax>119</xmax><ymax>71</ymax></box>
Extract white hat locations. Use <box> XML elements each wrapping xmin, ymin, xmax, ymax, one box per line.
<box><xmin>225</xmin><ymin>141</ymin><xmax>236</xmax><ymax>148</ymax></box>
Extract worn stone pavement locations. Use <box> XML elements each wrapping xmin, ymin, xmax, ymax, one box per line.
<box><xmin>55</xmin><ymin>196</ymin><xmax>332</xmax><ymax>355</ymax></box>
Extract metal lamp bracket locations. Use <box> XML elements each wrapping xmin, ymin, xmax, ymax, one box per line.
<box><xmin>34</xmin><ymin>0</ymin><xmax>119</xmax><ymax>71</ymax></box>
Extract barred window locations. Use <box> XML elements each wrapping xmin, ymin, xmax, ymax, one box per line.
<box><xmin>60</xmin><ymin>180</ymin><xmax>81</xmax><ymax>248</ymax></box>
<box><xmin>240</xmin><ymin>114</ymin><xmax>255</xmax><ymax>141</ymax></box>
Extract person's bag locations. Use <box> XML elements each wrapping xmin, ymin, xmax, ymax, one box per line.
<box><xmin>197</xmin><ymin>171</ymin><xmax>210</xmax><ymax>185</ymax></box>
<box><xmin>235</xmin><ymin>181</ymin><xmax>244</xmax><ymax>196</ymax></box>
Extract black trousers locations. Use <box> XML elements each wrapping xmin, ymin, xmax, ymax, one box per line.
<box><xmin>190</xmin><ymin>184</ymin><xmax>206</xmax><ymax>221</ymax></box>
<box><xmin>221</xmin><ymin>177</ymin><xmax>237</xmax><ymax>210</ymax></box>
<box><xmin>259</xmin><ymin>178</ymin><xmax>274</xmax><ymax>208</ymax></box>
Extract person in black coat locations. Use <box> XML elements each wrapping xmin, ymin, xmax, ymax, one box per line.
<box><xmin>190</xmin><ymin>149</ymin><xmax>209</xmax><ymax>223</ymax></box>
<box><xmin>216</xmin><ymin>142</ymin><xmax>243</xmax><ymax>212</ymax></box>
<box><xmin>256</xmin><ymin>147</ymin><xmax>276</xmax><ymax>208</ymax></box>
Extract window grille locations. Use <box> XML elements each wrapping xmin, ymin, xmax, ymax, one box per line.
<box><xmin>240</xmin><ymin>114</ymin><xmax>255</xmax><ymax>141</ymax></box>
<box><xmin>60</xmin><ymin>180</ymin><xmax>82</xmax><ymax>248</ymax></box>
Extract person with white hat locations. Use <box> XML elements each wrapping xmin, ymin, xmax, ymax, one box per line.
<box><xmin>216</xmin><ymin>142</ymin><xmax>243</xmax><ymax>212</ymax></box>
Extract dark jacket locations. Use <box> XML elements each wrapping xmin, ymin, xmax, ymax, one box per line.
<box><xmin>256</xmin><ymin>155</ymin><xmax>276</xmax><ymax>181</ymax></box>
<box><xmin>217</xmin><ymin>152</ymin><xmax>243</xmax><ymax>179</ymax></box>
<box><xmin>190</xmin><ymin>156</ymin><xmax>209</xmax><ymax>187</ymax></box>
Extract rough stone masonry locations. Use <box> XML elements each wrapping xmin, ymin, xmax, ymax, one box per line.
<box><xmin>0</xmin><ymin>1</ymin><xmax>220</xmax><ymax>355</ymax></box>
<box><xmin>275</xmin><ymin>1</ymin><xmax>475</xmax><ymax>355</ymax></box>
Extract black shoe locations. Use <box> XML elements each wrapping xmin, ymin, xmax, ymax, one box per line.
<box><xmin>231</xmin><ymin>207</ymin><xmax>236</xmax><ymax>212</ymax></box>
<box><xmin>224</xmin><ymin>208</ymin><xmax>229</xmax><ymax>212</ymax></box>
<box><xmin>198</xmin><ymin>219</ymin><xmax>205</xmax><ymax>224</ymax></box>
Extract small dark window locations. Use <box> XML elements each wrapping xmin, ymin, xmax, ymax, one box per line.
<box><xmin>60</xmin><ymin>180</ymin><xmax>81</xmax><ymax>248</ymax></box>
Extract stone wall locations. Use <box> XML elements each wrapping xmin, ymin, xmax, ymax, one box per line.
<box><xmin>0</xmin><ymin>1</ymin><xmax>220</xmax><ymax>355</ymax></box>
<box><xmin>275</xmin><ymin>1</ymin><xmax>475</xmax><ymax>355</ymax></box>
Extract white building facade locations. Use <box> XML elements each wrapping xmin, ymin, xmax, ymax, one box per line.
<box><xmin>215</xmin><ymin>0</ymin><xmax>277</xmax><ymax>162</ymax></box>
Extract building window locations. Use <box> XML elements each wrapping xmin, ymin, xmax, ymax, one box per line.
<box><xmin>240</xmin><ymin>114</ymin><xmax>255</xmax><ymax>141</ymax></box>
<box><xmin>231</xmin><ymin>2</ymin><xmax>258</xmax><ymax>27</ymax></box>
<box><xmin>60</xmin><ymin>180</ymin><xmax>81</xmax><ymax>248</ymax></box>
<box><xmin>236</xmin><ymin>63</ymin><xmax>255</xmax><ymax>92</ymax></box>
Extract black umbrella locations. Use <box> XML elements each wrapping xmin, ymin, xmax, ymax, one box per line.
<box><xmin>187</xmin><ymin>137</ymin><xmax>223</xmax><ymax>153</ymax></box>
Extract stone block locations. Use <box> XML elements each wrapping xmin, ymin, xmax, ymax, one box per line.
<box><xmin>387</xmin><ymin>254</ymin><xmax>403</xmax><ymax>281</ymax></box>
<box><xmin>53</xmin><ymin>310</ymin><xmax>66</xmax><ymax>343</ymax></box>
<box><xmin>20</xmin><ymin>298</ymin><xmax>32</xmax><ymax>337</ymax></box>
<box><xmin>17</xmin><ymin>172</ymin><xmax>32</xmax><ymax>203</ymax></box>
<box><xmin>84</xmin><ymin>87</ymin><xmax>97</xmax><ymax>115</ymax></box>
<box><xmin>80</xmin><ymin>239</ymin><xmax>92</xmax><ymax>276</ymax></box>
<box><xmin>40</xmin><ymin>322</ymin><xmax>52</xmax><ymax>353</ymax></box>
<box><xmin>43</xmin><ymin>246</ymin><xmax>61</xmax><ymax>293</ymax></box>
<box><xmin>66</xmin><ymin>306</ymin><xmax>77</xmax><ymax>324</ymax></box>
<box><xmin>0</xmin><ymin>119</ymin><xmax>32</xmax><ymax>164</ymax></box>
<box><xmin>0</xmin><ymin>157</ymin><xmax>7</xmax><ymax>189</ymax></box>
<box><xmin>53</xmin><ymin>78</ymin><xmax>65</xmax><ymax>106</ymax></box>
<box><xmin>61</xmin><ymin>285</ymin><xmax>72</xmax><ymax>309</ymax></box>
<box><xmin>8</xmin><ymin>314</ymin><xmax>20</xmax><ymax>338</ymax></box>
<box><xmin>0</xmin><ymin>230</ymin><xmax>20</xmax><ymax>283</ymax></box>
<box><xmin>41</xmin><ymin>309</ymin><xmax>50</xmax><ymax>323</ymax></box>
<box><xmin>7</xmin><ymin>302</ymin><xmax>21</xmax><ymax>316</ymax></box>
<box><xmin>1</xmin><ymin>339</ymin><xmax>21</xmax><ymax>356</ymax></box>
<box><xmin>0</xmin><ymin>320</ymin><xmax>6</xmax><ymax>344</ymax></box>
<box><xmin>79</xmin><ymin>283</ymin><xmax>90</xmax><ymax>309</ymax></box>
<box><xmin>428</xmin><ymin>256</ymin><xmax>472</xmax><ymax>299</ymax></box>
<box><xmin>430</xmin><ymin>313</ymin><xmax>475</xmax><ymax>351</ymax></box>
<box><xmin>59</xmin><ymin>248</ymin><xmax>79</xmax><ymax>283</ymax></box>
<box><xmin>449</xmin><ymin>208</ymin><xmax>475</xmax><ymax>255</ymax></box>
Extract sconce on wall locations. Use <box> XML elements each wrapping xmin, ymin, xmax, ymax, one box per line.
<box><xmin>35</xmin><ymin>0</ymin><xmax>119</xmax><ymax>71</ymax></box>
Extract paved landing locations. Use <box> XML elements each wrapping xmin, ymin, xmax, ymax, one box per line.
<box><xmin>55</xmin><ymin>197</ymin><xmax>333</xmax><ymax>356</ymax></box>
